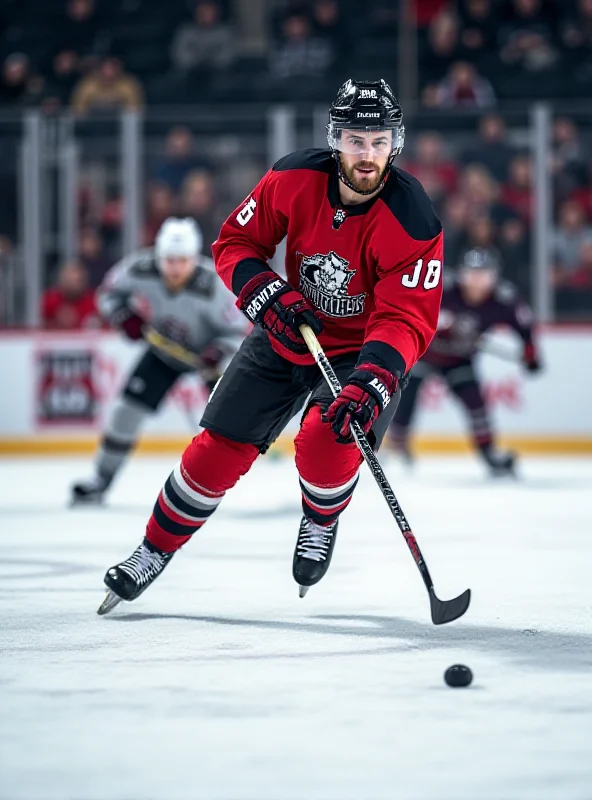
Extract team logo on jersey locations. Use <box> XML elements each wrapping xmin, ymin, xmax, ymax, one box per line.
<box><xmin>297</xmin><ymin>251</ymin><xmax>366</xmax><ymax>318</ymax></box>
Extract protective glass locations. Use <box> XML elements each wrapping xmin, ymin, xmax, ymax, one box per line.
<box><xmin>327</xmin><ymin>123</ymin><xmax>405</xmax><ymax>156</ymax></box>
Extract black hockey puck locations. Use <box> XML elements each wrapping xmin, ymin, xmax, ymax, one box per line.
<box><xmin>444</xmin><ymin>664</ymin><xmax>473</xmax><ymax>687</ymax></box>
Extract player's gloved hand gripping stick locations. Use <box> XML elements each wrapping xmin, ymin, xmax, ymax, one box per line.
<box><xmin>299</xmin><ymin>323</ymin><xmax>471</xmax><ymax>625</ymax></box>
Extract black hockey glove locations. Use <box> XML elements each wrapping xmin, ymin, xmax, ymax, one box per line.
<box><xmin>324</xmin><ymin>364</ymin><xmax>399</xmax><ymax>444</ymax></box>
<box><xmin>236</xmin><ymin>271</ymin><xmax>323</xmax><ymax>356</ymax></box>
<box><xmin>522</xmin><ymin>342</ymin><xmax>542</xmax><ymax>373</ymax></box>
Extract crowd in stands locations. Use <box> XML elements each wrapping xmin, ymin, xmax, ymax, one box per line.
<box><xmin>0</xmin><ymin>0</ymin><xmax>591</xmax><ymax>323</ymax></box>
<box><xmin>3</xmin><ymin>0</ymin><xmax>592</xmax><ymax>110</ymax></box>
<box><xmin>401</xmin><ymin>113</ymin><xmax>592</xmax><ymax>310</ymax></box>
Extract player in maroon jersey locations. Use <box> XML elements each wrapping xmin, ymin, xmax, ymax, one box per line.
<box><xmin>97</xmin><ymin>78</ymin><xmax>445</xmax><ymax>614</ymax></box>
<box><xmin>390</xmin><ymin>247</ymin><xmax>542</xmax><ymax>476</ymax></box>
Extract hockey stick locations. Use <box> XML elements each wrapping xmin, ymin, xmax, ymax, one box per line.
<box><xmin>300</xmin><ymin>324</ymin><xmax>471</xmax><ymax>625</ymax></box>
<box><xmin>144</xmin><ymin>326</ymin><xmax>204</xmax><ymax>369</ymax></box>
<box><xmin>144</xmin><ymin>326</ymin><xmax>219</xmax><ymax>431</ymax></box>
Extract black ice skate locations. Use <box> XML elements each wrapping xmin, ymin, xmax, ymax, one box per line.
<box><xmin>97</xmin><ymin>540</ymin><xmax>175</xmax><ymax>615</ymax></box>
<box><xmin>484</xmin><ymin>449</ymin><xmax>517</xmax><ymax>478</ymax></box>
<box><xmin>293</xmin><ymin>516</ymin><xmax>339</xmax><ymax>598</ymax></box>
<box><xmin>70</xmin><ymin>475</ymin><xmax>110</xmax><ymax>506</ymax></box>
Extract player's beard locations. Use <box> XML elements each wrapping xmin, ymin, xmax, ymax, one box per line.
<box><xmin>339</xmin><ymin>157</ymin><xmax>387</xmax><ymax>194</ymax></box>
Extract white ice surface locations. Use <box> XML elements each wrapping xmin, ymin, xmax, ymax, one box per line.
<box><xmin>1</xmin><ymin>455</ymin><xmax>592</xmax><ymax>800</ymax></box>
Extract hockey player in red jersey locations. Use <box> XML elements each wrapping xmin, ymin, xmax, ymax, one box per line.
<box><xmin>98</xmin><ymin>78</ymin><xmax>445</xmax><ymax>614</ymax></box>
<box><xmin>390</xmin><ymin>247</ymin><xmax>542</xmax><ymax>476</ymax></box>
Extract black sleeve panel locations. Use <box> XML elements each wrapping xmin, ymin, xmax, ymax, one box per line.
<box><xmin>231</xmin><ymin>258</ymin><xmax>271</xmax><ymax>296</ymax></box>
<box><xmin>356</xmin><ymin>340</ymin><xmax>407</xmax><ymax>378</ymax></box>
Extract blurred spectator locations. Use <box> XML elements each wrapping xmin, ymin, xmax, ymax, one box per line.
<box><xmin>551</xmin><ymin>117</ymin><xmax>588</xmax><ymax>197</ymax></box>
<box><xmin>58</xmin><ymin>0</ymin><xmax>104</xmax><ymax>68</ymax></box>
<box><xmin>269</xmin><ymin>13</ymin><xmax>335</xmax><ymax>81</ymax></box>
<box><xmin>458</xmin><ymin>0</ymin><xmax>497</xmax><ymax>52</ymax></box>
<box><xmin>311</xmin><ymin>0</ymin><xmax>348</xmax><ymax>59</ymax></box>
<box><xmin>71</xmin><ymin>56</ymin><xmax>143</xmax><ymax>115</ymax></box>
<box><xmin>464</xmin><ymin>215</ymin><xmax>497</xmax><ymax>250</ymax></box>
<box><xmin>143</xmin><ymin>182</ymin><xmax>176</xmax><ymax>246</ymax></box>
<box><xmin>0</xmin><ymin>53</ymin><xmax>30</xmax><ymax>104</ymax></box>
<box><xmin>0</xmin><ymin>235</ymin><xmax>12</xmax><ymax>256</ymax></box>
<box><xmin>461</xmin><ymin>114</ymin><xmax>516</xmax><ymax>183</ymax></box>
<box><xmin>441</xmin><ymin>193</ymin><xmax>470</xmax><ymax>266</ymax></box>
<box><xmin>422</xmin><ymin>12</ymin><xmax>465</xmax><ymax>85</ymax></box>
<box><xmin>498</xmin><ymin>0</ymin><xmax>559</xmax><ymax>72</ymax></box>
<box><xmin>416</xmin><ymin>0</ymin><xmax>450</xmax><ymax>27</ymax></box>
<box><xmin>153</xmin><ymin>127</ymin><xmax>213</xmax><ymax>192</ymax></box>
<box><xmin>551</xmin><ymin>200</ymin><xmax>592</xmax><ymax>283</ymax></box>
<box><xmin>568</xmin><ymin>239</ymin><xmax>592</xmax><ymax>288</ymax></box>
<box><xmin>78</xmin><ymin>226</ymin><xmax>111</xmax><ymax>289</ymax></box>
<box><xmin>179</xmin><ymin>170</ymin><xmax>223</xmax><ymax>252</ymax></box>
<box><xmin>570</xmin><ymin>166</ymin><xmax>592</xmax><ymax>222</ymax></box>
<box><xmin>457</xmin><ymin>164</ymin><xmax>503</xmax><ymax>222</ymax></box>
<box><xmin>171</xmin><ymin>0</ymin><xmax>235</xmax><ymax>72</ymax></box>
<box><xmin>364</xmin><ymin>0</ymin><xmax>400</xmax><ymax>29</ymax></box>
<box><xmin>560</xmin><ymin>0</ymin><xmax>592</xmax><ymax>51</ymax></box>
<box><xmin>41</xmin><ymin>261</ymin><xmax>99</xmax><ymax>329</ymax></box>
<box><xmin>431</xmin><ymin>61</ymin><xmax>496</xmax><ymax>108</ymax></box>
<box><xmin>403</xmin><ymin>132</ymin><xmax>458</xmax><ymax>211</ymax></box>
<box><xmin>501</xmin><ymin>154</ymin><xmax>534</xmax><ymax>223</ymax></box>
<box><xmin>47</xmin><ymin>51</ymin><xmax>80</xmax><ymax>106</ymax></box>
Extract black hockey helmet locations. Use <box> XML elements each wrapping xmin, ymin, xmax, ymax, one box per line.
<box><xmin>459</xmin><ymin>247</ymin><xmax>501</xmax><ymax>273</ymax></box>
<box><xmin>327</xmin><ymin>79</ymin><xmax>405</xmax><ymax>194</ymax></box>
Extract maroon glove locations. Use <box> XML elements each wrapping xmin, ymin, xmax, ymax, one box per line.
<box><xmin>523</xmin><ymin>342</ymin><xmax>542</xmax><ymax>373</ymax></box>
<box><xmin>324</xmin><ymin>364</ymin><xmax>399</xmax><ymax>444</ymax></box>
<box><xmin>110</xmin><ymin>305</ymin><xmax>145</xmax><ymax>341</ymax></box>
<box><xmin>199</xmin><ymin>344</ymin><xmax>225</xmax><ymax>369</ymax></box>
<box><xmin>236</xmin><ymin>271</ymin><xmax>322</xmax><ymax>356</ymax></box>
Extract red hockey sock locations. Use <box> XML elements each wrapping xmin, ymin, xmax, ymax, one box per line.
<box><xmin>146</xmin><ymin>429</ymin><xmax>259</xmax><ymax>552</ymax></box>
<box><xmin>294</xmin><ymin>405</ymin><xmax>362</xmax><ymax>525</ymax></box>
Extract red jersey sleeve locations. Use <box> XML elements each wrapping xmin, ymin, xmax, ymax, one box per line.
<box><xmin>212</xmin><ymin>169</ymin><xmax>288</xmax><ymax>296</ymax></box>
<box><xmin>363</xmin><ymin>230</ymin><xmax>444</xmax><ymax>374</ymax></box>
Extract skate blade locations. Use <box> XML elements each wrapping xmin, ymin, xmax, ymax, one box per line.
<box><xmin>298</xmin><ymin>585</ymin><xmax>310</xmax><ymax>598</ymax></box>
<box><xmin>97</xmin><ymin>589</ymin><xmax>123</xmax><ymax>616</ymax></box>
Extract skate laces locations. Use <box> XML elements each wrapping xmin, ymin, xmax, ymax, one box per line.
<box><xmin>297</xmin><ymin>519</ymin><xmax>336</xmax><ymax>562</ymax></box>
<box><xmin>120</xmin><ymin>544</ymin><xmax>169</xmax><ymax>585</ymax></box>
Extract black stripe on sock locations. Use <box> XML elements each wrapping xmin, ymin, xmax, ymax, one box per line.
<box><xmin>299</xmin><ymin>477</ymin><xmax>358</xmax><ymax>508</ymax></box>
<box><xmin>301</xmin><ymin>499</ymin><xmax>336</xmax><ymax>525</ymax></box>
<box><xmin>164</xmin><ymin>475</ymin><xmax>217</xmax><ymax>519</ymax></box>
<box><xmin>152</xmin><ymin>500</ymin><xmax>200</xmax><ymax>537</ymax></box>
<box><xmin>102</xmin><ymin>435</ymin><xmax>134</xmax><ymax>454</ymax></box>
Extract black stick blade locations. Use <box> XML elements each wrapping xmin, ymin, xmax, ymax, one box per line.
<box><xmin>429</xmin><ymin>588</ymin><xmax>471</xmax><ymax>625</ymax></box>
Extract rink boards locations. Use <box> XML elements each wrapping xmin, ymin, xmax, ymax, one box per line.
<box><xmin>1</xmin><ymin>327</ymin><xmax>591</xmax><ymax>455</ymax></box>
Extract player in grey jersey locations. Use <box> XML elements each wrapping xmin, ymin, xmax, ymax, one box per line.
<box><xmin>71</xmin><ymin>217</ymin><xmax>246</xmax><ymax>505</ymax></box>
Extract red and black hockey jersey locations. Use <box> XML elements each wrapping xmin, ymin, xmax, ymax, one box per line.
<box><xmin>212</xmin><ymin>149</ymin><xmax>443</xmax><ymax>376</ymax></box>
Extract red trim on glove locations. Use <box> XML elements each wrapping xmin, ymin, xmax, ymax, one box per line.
<box><xmin>355</xmin><ymin>362</ymin><xmax>399</xmax><ymax>396</ymax></box>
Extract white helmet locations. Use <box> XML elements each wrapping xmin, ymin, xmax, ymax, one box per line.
<box><xmin>155</xmin><ymin>218</ymin><xmax>202</xmax><ymax>267</ymax></box>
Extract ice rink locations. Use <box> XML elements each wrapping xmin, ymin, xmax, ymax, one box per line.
<box><xmin>1</xmin><ymin>454</ymin><xmax>591</xmax><ymax>800</ymax></box>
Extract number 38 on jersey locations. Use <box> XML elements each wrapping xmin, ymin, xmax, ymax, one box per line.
<box><xmin>402</xmin><ymin>258</ymin><xmax>441</xmax><ymax>290</ymax></box>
